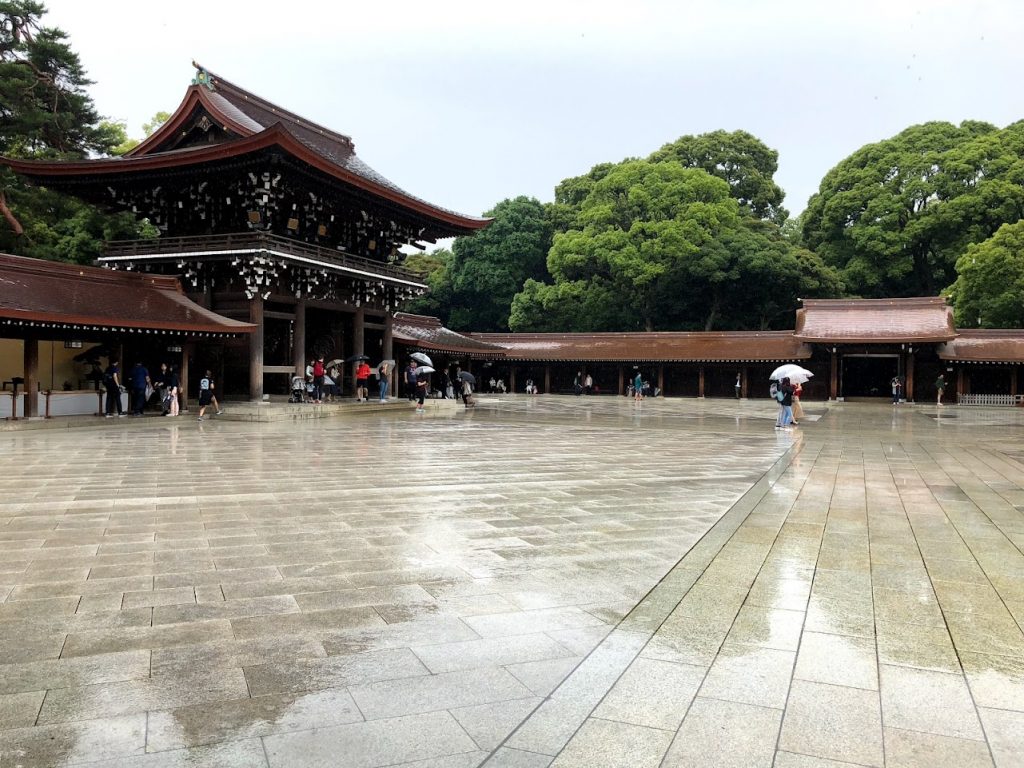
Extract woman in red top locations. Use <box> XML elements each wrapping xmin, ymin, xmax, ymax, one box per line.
<box><xmin>355</xmin><ymin>361</ymin><xmax>371</xmax><ymax>401</ymax></box>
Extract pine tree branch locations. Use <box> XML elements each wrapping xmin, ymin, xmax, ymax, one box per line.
<box><xmin>0</xmin><ymin>189</ymin><xmax>25</xmax><ymax>236</ymax></box>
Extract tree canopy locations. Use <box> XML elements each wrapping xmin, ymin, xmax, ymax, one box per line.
<box><xmin>948</xmin><ymin>220</ymin><xmax>1024</xmax><ymax>329</ymax></box>
<box><xmin>0</xmin><ymin>0</ymin><xmax>153</xmax><ymax>261</ymax></box>
<box><xmin>649</xmin><ymin>129</ymin><xmax>788</xmax><ymax>223</ymax></box>
<box><xmin>509</xmin><ymin>158</ymin><xmax>840</xmax><ymax>332</ymax></box>
<box><xmin>802</xmin><ymin>120</ymin><xmax>1024</xmax><ymax>298</ymax></box>
<box><xmin>422</xmin><ymin>196</ymin><xmax>552</xmax><ymax>332</ymax></box>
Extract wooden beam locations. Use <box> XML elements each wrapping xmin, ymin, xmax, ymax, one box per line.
<box><xmin>698</xmin><ymin>366</ymin><xmax>705</xmax><ymax>398</ymax></box>
<box><xmin>830</xmin><ymin>350</ymin><xmax>838</xmax><ymax>400</ymax></box>
<box><xmin>293</xmin><ymin>298</ymin><xmax>306</xmax><ymax>375</ymax></box>
<box><xmin>618</xmin><ymin>365</ymin><xmax>624</xmax><ymax>396</ymax></box>
<box><xmin>906</xmin><ymin>352</ymin><xmax>915</xmax><ymax>402</ymax></box>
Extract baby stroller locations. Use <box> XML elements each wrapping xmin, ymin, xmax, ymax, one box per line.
<box><xmin>290</xmin><ymin>375</ymin><xmax>306</xmax><ymax>403</ymax></box>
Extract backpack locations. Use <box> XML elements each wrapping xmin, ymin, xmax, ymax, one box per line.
<box><xmin>770</xmin><ymin>382</ymin><xmax>779</xmax><ymax>399</ymax></box>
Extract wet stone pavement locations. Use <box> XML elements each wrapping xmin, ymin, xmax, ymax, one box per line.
<box><xmin>0</xmin><ymin>397</ymin><xmax>1022</xmax><ymax>767</ymax></box>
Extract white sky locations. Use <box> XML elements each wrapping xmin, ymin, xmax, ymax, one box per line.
<box><xmin>41</xmin><ymin>0</ymin><xmax>1023</xmax><ymax>221</ymax></box>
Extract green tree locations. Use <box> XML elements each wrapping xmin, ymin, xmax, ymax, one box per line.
<box><xmin>441</xmin><ymin>196</ymin><xmax>553</xmax><ymax>331</ymax></box>
<box><xmin>948</xmin><ymin>220</ymin><xmax>1024</xmax><ymax>328</ymax></box>
<box><xmin>802</xmin><ymin>120</ymin><xmax>1024</xmax><ymax>298</ymax></box>
<box><xmin>401</xmin><ymin>248</ymin><xmax>453</xmax><ymax>318</ymax></box>
<box><xmin>649</xmin><ymin>129</ymin><xmax>788</xmax><ymax>223</ymax></box>
<box><xmin>0</xmin><ymin>0</ymin><xmax>153</xmax><ymax>260</ymax></box>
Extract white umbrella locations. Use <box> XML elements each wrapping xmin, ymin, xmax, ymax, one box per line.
<box><xmin>769</xmin><ymin>364</ymin><xmax>813</xmax><ymax>384</ymax></box>
<box><xmin>410</xmin><ymin>352</ymin><xmax>433</xmax><ymax>366</ymax></box>
<box><xmin>416</xmin><ymin>366</ymin><xmax>436</xmax><ymax>375</ymax></box>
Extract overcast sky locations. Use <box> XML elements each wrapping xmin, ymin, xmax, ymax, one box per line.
<box><xmin>41</xmin><ymin>0</ymin><xmax>1022</xmax><ymax>222</ymax></box>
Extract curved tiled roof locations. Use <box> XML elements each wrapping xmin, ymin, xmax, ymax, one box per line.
<box><xmin>795</xmin><ymin>297</ymin><xmax>955</xmax><ymax>342</ymax></box>
<box><xmin>471</xmin><ymin>331</ymin><xmax>811</xmax><ymax>362</ymax></box>
<box><xmin>0</xmin><ymin>254</ymin><xmax>254</xmax><ymax>336</ymax></box>
<box><xmin>938</xmin><ymin>330</ymin><xmax>1024</xmax><ymax>363</ymax></box>
<box><xmin>0</xmin><ymin>64</ymin><xmax>490</xmax><ymax>236</ymax></box>
<box><xmin>392</xmin><ymin>313</ymin><xmax>506</xmax><ymax>356</ymax></box>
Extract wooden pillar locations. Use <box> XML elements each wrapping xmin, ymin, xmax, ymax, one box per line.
<box><xmin>383</xmin><ymin>313</ymin><xmax>394</xmax><ymax>397</ymax></box>
<box><xmin>352</xmin><ymin>307</ymin><xmax>365</xmax><ymax>394</ymax></box>
<box><xmin>658</xmin><ymin>365</ymin><xmax>664</xmax><ymax>397</ymax></box>
<box><xmin>180</xmin><ymin>343</ymin><xmax>192</xmax><ymax>412</ymax></box>
<box><xmin>1011</xmin><ymin>365</ymin><xmax>1017</xmax><ymax>397</ymax></box>
<box><xmin>618</xmin><ymin>365</ymin><xmax>624</xmax><ymax>396</ymax></box>
<box><xmin>829</xmin><ymin>350</ymin><xmax>838</xmax><ymax>400</ymax></box>
<box><xmin>23</xmin><ymin>338</ymin><xmax>38</xmax><ymax>418</ymax></box>
<box><xmin>741</xmin><ymin>367</ymin><xmax>749</xmax><ymax>399</ymax></box>
<box><xmin>544</xmin><ymin>365</ymin><xmax>551</xmax><ymax>395</ymax></box>
<box><xmin>510</xmin><ymin>366</ymin><xmax>517</xmax><ymax>394</ymax></box>
<box><xmin>906</xmin><ymin>352</ymin><xmax>915</xmax><ymax>402</ymax></box>
<box><xmin>293</xmin><ymin>298</ymin><xmax>306</xmax><ymax>375</ymax></box>
<box><xmin>960</xmin><ymin>368</ymin><xmax>969</xmax><ymax>396</ymax></box>
<box><xmin>249</xmin><ymin>296</ymin><xmax>264</xmax><ymax>401</ymax></box>
<box><xmin>698</xmin><ymin>366</ymin><xmax>705</xmax><ymax>399</ymax></box>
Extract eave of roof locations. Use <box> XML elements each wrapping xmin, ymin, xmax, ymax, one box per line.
<box><xmin>0</xmin><ymin>254</ymin><xmax>255</xmax><ymax>336</ymax></box>
<box><xmin>938</xmin><ymin>329</ymin><xmax>1024</xmax><ymax>363</ymax></box>
<box><xmin>392</xmin><ymin>313</ymin><xmax>507</xmax><ymax>356</ymax></box>
<box><xmin>471</xmin><ymin>331</ymin><xmax>811</xmax><ymax>362</ymax></box>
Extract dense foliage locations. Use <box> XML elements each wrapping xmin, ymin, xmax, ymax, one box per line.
<box><xmin>948</xmin><ymin>220</ymin><xmax>1024</xmax><ymax>328</ymax></box>
<box><xmin>802</xmin><ymin>120</ymin><xmax>1024</xmax><ymax>298</ymax></box>
<box><xmin>0</xmin><ymin>0</ymin><xmax>153</xmax><ymax>262</ymax></box>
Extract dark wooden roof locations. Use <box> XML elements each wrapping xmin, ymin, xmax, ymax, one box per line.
<box><xmin>471</xmin><ymin>331</ymin><xmax>811</xmax><ymax>362</ymax></box>
<box><xmin>795</xmin><ymin>297</ymin><xmax>955</xmax><ymax>342</ymax></box>
<box><xmin>938</xmin><ymin>330</ymin><xmax>1024</xmax><ymax>363</ymax></box>
<box><xmin>0</xmin><ymin>254</ymin><xmax>254</xmax><ymax>336</ymax></box>
<box><xmin>1</xmin><ymin>64</ymin><xmax>490</xmax><ymax>237</ymax></box>
<box><xmin>392</xmin><ymin>313</ymin><xmax>507</xmax><ymax>356</ymax></box>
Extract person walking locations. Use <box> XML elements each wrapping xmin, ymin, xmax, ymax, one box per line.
<box><xmin>378</xmin><ymin>361</ymin><xmax>390</xmax><ymax>402</ymax></box>
<box><xmin>129</xmin><ymin>361</ymin><xmax>150</xmax><ymax>416</ymax></box>
<box><xmin>355</xmin><ymin>359</ymin><xmax>371</xmax><ymax>402</ymax></box>
<box><xmin>461</xmin><ymin>375</ymin><xmax>474</xmax><ymax>407</ymax></box>
<box><xmin>415</xmin><ymin>364</ymin><xmax>429</xmax><ymax>413</ymax></box>
<box><xmin>312</xmin><ymin>356</ymin><xmax>326</xmax><ymax>404</ymax></box>
<box><xmin>633</xmin><ymin>371</ymin><xmax>644</xmax><ymax>401</ymax></box>
<box><xmin>196</xmin><ymin>369</ymin><xmax>223</xmax><ymax>421</ymax></box>
<box><xmin>103</xmin><ymin>359</ymin><xmax>125</xmax><ymax>417</ymax></box>
<box><xmin>792</xmin><ymin>381</ymin><xmax>804</xmax><ymax>424</ymax></box>
<box><xmin>779</xmin><ymin>377</ymin><xmax>795</xmax><ymax>429</ymax></box>
<box><xmin>584</xmin><ymin>373</ymin><xmax>593</xmax><ymax>395</ymax></box>
<box><xmin>735</xmin><ymin>373</ymin><xmax>742</xmax><ymax>399</ymax></box>
<box><xmin>891</xmin><ymin>376</ymin><xmax>902</xmax><ymax>405</ymax></box>
<box><xmin>165</xmin><ymin>365</ymin><xmax>180</xmax><ymax>417</ymax></box>
<box><xmin>936</xmin><ymin>374</ymin><xmax>946</xmax><ymax>406</ymax></box>
<box><xmin>405</xmin><ymin>361</ymin><xmax>418</xmax><ymax>401</ymax></box>
<box><xmin>574</xmin><ymin>371</ymin><xmax>583</xmax><ymax>396</ymax></box>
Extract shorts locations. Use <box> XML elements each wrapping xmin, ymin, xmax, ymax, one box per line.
<box><xmin>199</xmin><ymin>390</ymin><xmax>213</xmax><ymax>406</ymax></box>
<box><xmin>356</xmin><ymin>378</ymin><xmax>368</xmax><ymax>388</ymax></box>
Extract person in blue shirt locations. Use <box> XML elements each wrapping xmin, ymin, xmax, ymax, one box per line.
<box><xmin>129</xmin><ymin>361</ymin><xmax>150</xmax><ymax>416</ymax></box>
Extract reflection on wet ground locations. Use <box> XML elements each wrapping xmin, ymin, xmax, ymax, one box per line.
<box><xmin>0</xmin><ymin>397</ymin><xmax>1022</xmax><ymax>766</ymax></box>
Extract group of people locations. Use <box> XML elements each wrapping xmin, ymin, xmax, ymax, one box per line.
<box><xmin>771</xmin><ymin>377</ymin><xmax>804</xmax><ymax>429</ymax></box>
<box><xmin>102</xmin><ymin>359</ymin><xmax>221</xmax><ymax>420</ymax></box>
<box><xmin>291</xmin><ymin>357</ymin><xmax>391</xmax><ymax>404</ymax></box>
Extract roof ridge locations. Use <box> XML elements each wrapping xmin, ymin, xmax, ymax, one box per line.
<box><xmin>193</xmin><ymin>62</ymin><xmax>354</xmax><ymax>149</ymax></box>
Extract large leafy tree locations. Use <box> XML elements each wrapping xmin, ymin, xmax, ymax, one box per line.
<box><xmin>649</xmin><ymin>129</ymin><xmax>788</xmax><ymax>223</ymax></box>
<box><xmin>802</xmin><ymin>120</ymin><xmax>1024</xmax><ymax>298</ymax></box>
<box><xmin>0</xmin><ymin>0</ymin><xmax>149</xmax><ymax>261</ymax></box>
<box><xmin>439</xmin><ymin>196</ymin><xmax>553</xmax><ymax>331</ymax></box>
<box><xmin>511</xmin><ymin>159</ymin><xmax>839</xmax><ymax>332</ymax></box>
<box><xmin>948</xmin><ymin>220</ymin><xmax>1024</xmax><ymax>328</ymax></box>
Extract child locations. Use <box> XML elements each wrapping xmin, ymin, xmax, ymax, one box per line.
<box><xmin>196</xmin><ymin>370</ymin><xmax>224</xmax><ymax>421</ymax></box>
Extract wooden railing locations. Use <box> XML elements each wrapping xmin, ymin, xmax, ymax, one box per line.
<box><xmin>103</xmin><ymin>232</ymin><xmax>424</xmax><ymax>284</ymax></box>
<box><xmin>957</xmin><ymin>394</ymin><xmax>1024</xmax><ymax>407</ymax></box>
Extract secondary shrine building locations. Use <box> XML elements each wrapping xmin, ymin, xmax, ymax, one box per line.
<box><xmin>1</xmin><ymin>63</ymin><xmax>490</xmax><ymax>401</ymax></box>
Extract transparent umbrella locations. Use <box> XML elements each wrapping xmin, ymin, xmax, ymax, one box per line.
<box><xmin>769</xmin><ymin>364</ymin><xmax>813</xmax><ymax>384</ymax></box>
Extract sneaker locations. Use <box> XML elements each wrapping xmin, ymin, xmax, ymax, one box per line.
<box><xmin>197</xmin><ymin>416</ymin><xmax>204</xmax><ymax>421</ymax></box>
<box><xmin>216</xmin><ymin>410</ymin><xmax>223</xmax><ymax>415</ymax></box>
<box><xmin>118</xmin><ymin>413</ymin><xmax>126</xmax><ymax>418</ymax></box>
<box><xmin>105</xmin><ymin>414</ymin><xmax>112</xmax><ymax>418</ymax></box>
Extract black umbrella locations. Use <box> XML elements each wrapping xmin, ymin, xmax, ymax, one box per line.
<box><xmin>458</xmin><ymin>371</ymin><xmax>476</xmax><ymax>384</ymax></box>
<box><xmin>345</xmin><ymin>354</ymin><xmax>371</xmax><ymax>363</ymax></box>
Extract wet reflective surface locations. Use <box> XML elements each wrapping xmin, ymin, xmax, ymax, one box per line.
<box><xmin>1</xmin><ymin>397</ymin><xmax>1022</xmax><ymax>766</ymax></box>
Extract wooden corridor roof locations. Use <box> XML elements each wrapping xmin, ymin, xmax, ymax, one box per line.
<box><xmin>794</xmin><ymin>297</ymin><xmax>956</xmax><ymax>342</ymax></box>
<box><xmin>0</xmin><ymin>254</ymin><xmax>255</xmax><ymax>337</ymax></box>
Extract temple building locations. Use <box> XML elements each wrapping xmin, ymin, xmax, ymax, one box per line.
<box><xmin>1</xmin><ymin>63</ymin><xmax>490</xmax><ymax>400</ymax></box>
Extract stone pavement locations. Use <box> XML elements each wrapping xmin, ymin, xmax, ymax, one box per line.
<box><xmin>0</xmin><ymin>398</ymin><xmax>1022</xmax><ymax>766</ymax></box>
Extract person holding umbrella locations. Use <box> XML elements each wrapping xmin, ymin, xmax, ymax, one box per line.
<box><xmin>458</xmin><ymin>370</ymin><xmax>476</xmax><ymax>407</ymax></box>
<box><xmin>414</xmin><ymin>365</ymin><xmax>434</xmax><ymax>413</ymax></box>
